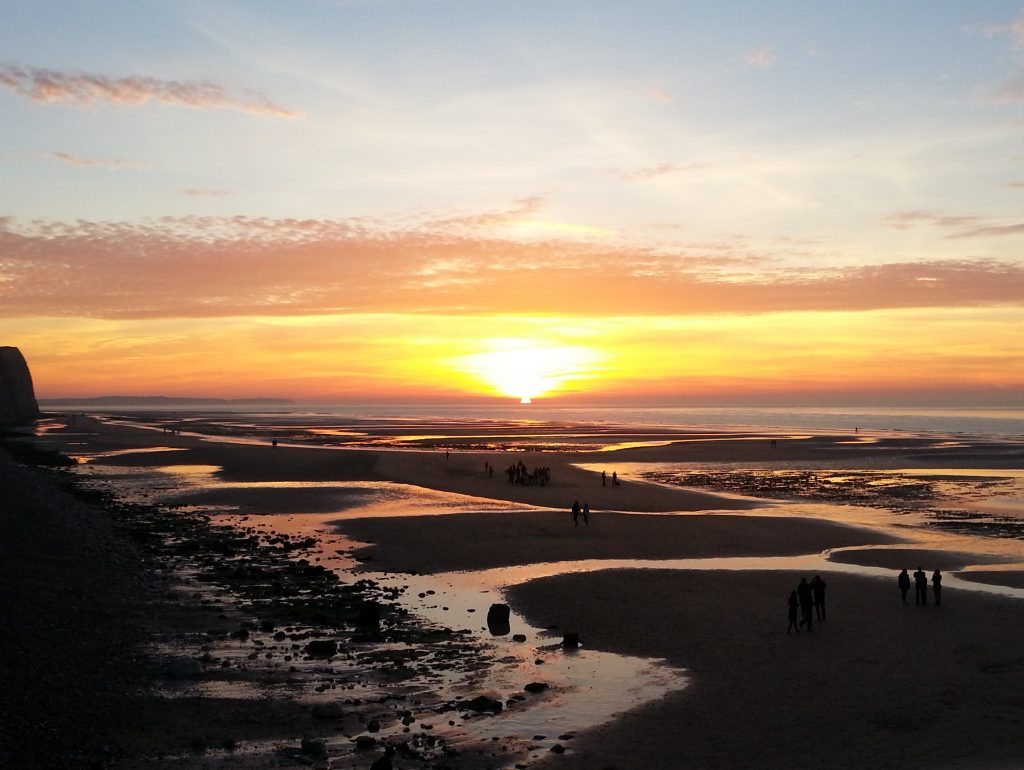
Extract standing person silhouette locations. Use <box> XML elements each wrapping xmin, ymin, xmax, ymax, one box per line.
<box><xmin>571</xmin><ymin>500</ymin><xmax>580</xmax><ymax>527</ymax></box>
<box><xmin>932</xmin><ymin>570</ymin><xmax>942</xmax><ymax>606</ymax></box>
<box><xmin>602</xmin><ymin>470</ymin><xmax>607</xmax><ymax>487</ymax></box>
<box><xmin>913</xmin><ymin>567</ymin><xmax>928</xmax><ymax>605</ymax></box>
<box><xmin>787</xmin><ymin>590</ymin><xmax>800</xmax><ymax>635</ymax></box>
<box><xmin>898</xmin><ymin>568</ymin><xmax>911</xmax><ymax>604</ymax></box>
<box><xmin>582</xmin><ymin>502</ymin><xmax>590</xmax><ymax>526</ymax></box>
<box><xmin>797</xmin><ymin>578</ymin><xmax>814</xmax><ymax>632</ymax></box>
<box><xmin>810</xmin><ymin>575</ymin><xmax>827</xmax><ymax>620</ymax></box>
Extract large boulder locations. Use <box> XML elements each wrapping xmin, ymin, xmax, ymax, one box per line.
<box><xmin>0</xmin><ymin>347</ymin><xmax>40</xmax><ymax>426</ymax></box>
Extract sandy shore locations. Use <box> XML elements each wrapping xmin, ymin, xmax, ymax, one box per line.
<box><xmin>508</xmin><ymin>569</ymin><xmax>1024</xmax><ymax>770</ymax></box>
<box><xmin>29</xmin><ymin>414</ymin><xmax>1024</xmax><ymax>768</ymax></box>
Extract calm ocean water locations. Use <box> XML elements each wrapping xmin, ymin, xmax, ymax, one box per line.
<box><xmin>274</xmin><ymin>404</ymin><xmax>1024</xmax><ymax>437</ymax></box>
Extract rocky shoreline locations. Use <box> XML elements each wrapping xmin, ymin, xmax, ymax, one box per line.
<box><xmin>0</xmin><ymin>434</ymin><xmax>544</xmax><ymax>769</ymax></box>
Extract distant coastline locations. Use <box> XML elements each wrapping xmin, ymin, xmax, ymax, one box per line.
<box><xmin>38</xmin><ymin>396</ymin><xmax>295</xmax><ymax>407</ymax></box>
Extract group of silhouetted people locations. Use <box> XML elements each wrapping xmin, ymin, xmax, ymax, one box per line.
<box><xmin>571</xmin><ymin>500</ymin><xmax>590</xmax><ymax>527</ymax></box>
<box><xmin>600</xmin><ymin>470</ymin><xmax>620</xmax><ymax>486</ymax></box>
<box><xmin>506</xmin><ymin>461</ymin><xmax>550</xmax><ymax>486</ymax></box>
<box><xmin>898</xmin><ymin>567</ymin><xmax>941</xmax><ymax>606</ymax></box>
<box><xmin>787</xmin><ymin>575</ymin><xmax>826</xmax><ymax>634</ymax></box>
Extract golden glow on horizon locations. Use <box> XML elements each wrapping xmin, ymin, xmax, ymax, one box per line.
<box><xmin>7</xmin><ymin>307</ymin><xmax>1022</xmax><ymax>403</ymax></box>
<box><xmin>454</xmin><ymin>342</ymin><xmax>603</xmax><ymax>403</ymax></box>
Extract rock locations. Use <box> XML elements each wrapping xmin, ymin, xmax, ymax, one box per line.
<box><xmin>311</xmin><ymin>702</ymin><xmax>344</xmax><ymax>720</ymax></box>
<box><xmin>354</xmin><ymin>735</ymin><xmax>377</xmax><ymax>750</ymax></box>
<box><xmin>561</xmin><ymin>632</ymin><xmax>580</xmax><ymax>650</ymax></box>
<box><xmin>0</xmin><ymin>347</ymin><xmax>40</xmax><ymax>426</ymax></box>
<box><xmin>512</xmin><ymin>633</ymin><xmax>527</xmax><ymax>642</ymax></box>
<box><xmin>524</xmin><ymin>682</ymin><xmax>549</xmax><ymax>694</ymax></box>
<box><xmin>369</xmin><ymin>746</ymin><xmax>395</xmax><ymax>770</ymax></box>
<box><xmin>463</xmin><ymin>696</ymin><xmax>503</xmax><ymax>714</ymax></box>
<box><xmin>164</xmin><ymin>657</ymin><xmax>202</xmax><ymax>679</ymax></box>
<box><xmin>300</xmin><ymin>736</ymin><xmax>327</xmax><ymax>758</ymax></box>
<box><xmin>229</xmin><ymin>628</ymin><xmax>250</xmax><ymax>640</ymax></box>
<box><xmin>486</xmin><ymin>603</ymin><xmax>511</xmax><ymax>635</ymax></box>
<box><xmin>305</xmin><ymin>639</ymin><xmax>338</xmax><ymax>657</ymax></box>
<box><xmin>259</xmin><ymin>619</ymin><xmax>276</xmax><ymax>632</ymax></box>
<box><xmin>356</xmin><ymin>601</ymin><xmax>382</xmax><ymax>629</ymax></box>
<box><xmin>367</xmin><ymin>718</ymin><xmax>381</xmax><ymax>733</ymax></box>
<box><xmin>550</xmin><ymin>744</ymin><xmax>566</xmax><ymax>754</ymax></box>
<box><xmin>274</xmin><ymin>631</ymin><xmax>287</xmax><ymax>641</ymax></box>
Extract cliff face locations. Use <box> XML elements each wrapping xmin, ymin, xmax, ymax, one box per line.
<box><xmin>0</xmin><ymin>347</ymin><xmax>41</xmax><ymax>426</ymax></box>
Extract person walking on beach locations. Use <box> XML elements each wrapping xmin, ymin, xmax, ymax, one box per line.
<box><xmin>602</xmin><ymin>470</ymin><xmax>607</xmax><ymax>487</ymax></box>
<box><xmin>582</xmin><ymin>502</ymin><xmax>590</xmax><ymax>526</ymax></box>
<box><xmin>898</xmin><ymin>568</ymin><xmax>911</xmax><ymax>604</ymax></box>
<box><xmin>810</xmin><ymin>575</ymin><xmax>827</xmax><ymax>620</ymax></box>
<box><xmin>571</xmin><ymin>500</ymin><xmax>581</xmax><ymax>527</ymax></box>
<box><xmin>612</xmin><ymin>471</ymin><xmax>619</xmax><ymax>486</ymax></box>
<box><xmin>787</xmin><ymin>590</ymin><xmax>800</xmax><ymax>635</ymax></box>
<box><xmin>932</xmin><ymin>570</ymin><xmax>942</xmax><ymax>606</ymax></box>
<box><xmin>797</xmin><ymin>578</ymin><xmax>814</xmax><ymax>631</ymax></box>
<box><xmin>914</xmin><ymin>567</ymin><xmax>928</xmax><ymax>605</ymax></box>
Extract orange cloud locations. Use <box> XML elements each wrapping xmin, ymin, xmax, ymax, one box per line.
<box><xmin>0</xmin><ymin>65</ymin><xmax>301</xmax><ymax>118</ymax></box>
<box><xmin>1</xmin><ymin>215</ymin><xmax>1022</xmax><ymax>320</ymax></box>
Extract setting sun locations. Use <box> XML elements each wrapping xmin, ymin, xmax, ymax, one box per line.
<box><xmin>453</xmin><ymin>342</ymin><xmax>602</xmax><ymax>403</ymax></box>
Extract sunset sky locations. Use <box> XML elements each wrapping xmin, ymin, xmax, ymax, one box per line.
<box><xmin>2</xmin><ymin>1</ymin><xmax>1023</xmax><ymax>404</ymax></box>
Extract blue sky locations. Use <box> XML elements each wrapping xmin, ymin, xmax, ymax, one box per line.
<box><xmin>1</xmin><ymin>1</ymin><xmax>1022</xmax><ymax>401</ymax></box>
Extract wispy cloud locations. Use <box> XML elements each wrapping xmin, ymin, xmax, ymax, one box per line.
<box><xmin>1</xmin><ymin>214</ymin><xmax>1020</xmax><ymax>320</ymax></box>
<box><xmin>623</xmin><ymin>163</ymin><xmax>705</xmax><ymax>181</ymax></box>
<box><xmin>0</xmin><ymin>65</ymin><xmax>302</xmax><ymax>118</ymax></box>
<box><xmin>946</xmin><ymin>222</ymin><xmax>1024</xmax><ymax>239</ymax></box>
<box><xmin>47</xmin><ymin>151</ymin><xmax>147</xmax><ymax>170</ymax></box>
<box><xmin>882</xmin><ymin>210</ymin><xmax>983</xmax><ymax>230</ymax></box>
<box><xmin>181</xmin><ymin>188</ymin><xmax>232</xmax><ymax>197</ymax></box>
<box><xmin>744</xmin><ymin>45</ymin><xmax>778</xmax><ymax>69</ymax></box>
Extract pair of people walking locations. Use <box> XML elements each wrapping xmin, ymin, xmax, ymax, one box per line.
<box><xmin>788</xmin><ymin>576</ymin><xmax>826</xmax><ymax>634</ymax></box>
<box><xmin>571</xmin><ymin>500</ymin><xmax>590</xmax><ymax>527</ymax></box>
<box><xmin>899</xmin><ymin>567</ymin><xmax>941</xmax><ymax>606</ymax></box>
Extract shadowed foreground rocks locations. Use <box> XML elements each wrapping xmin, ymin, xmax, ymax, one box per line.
<box><xmin>0</xmin><ymin>346</ymin><xmax>40</xmax><ymax>425</ymax></box>
<box><xmin>0</xmin><ymin>450</ymin><xmax>148</xmax><ymax>768</ymax></box>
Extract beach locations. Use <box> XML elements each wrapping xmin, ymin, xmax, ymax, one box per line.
<box><xmin>8</xmin><ymin>411</ymin><xmax>1024</xmax><ymax>768</ymax></box>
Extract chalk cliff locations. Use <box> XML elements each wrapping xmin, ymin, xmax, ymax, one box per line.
<box><xmin>0</xmin><ymin>347</ymin><xmax>41</xmax><ymax>426</ymax></box>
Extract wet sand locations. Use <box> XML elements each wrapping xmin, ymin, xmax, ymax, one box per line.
<box><xmin>34</xmin><ymin>414</ymin><xmax>1024</xmax><ymax>768</ymax></box>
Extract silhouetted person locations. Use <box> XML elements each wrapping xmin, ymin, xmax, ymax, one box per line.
<box><xmin>446</xmin><ymin>449</ymin><xmax>450</xmax><ymax>460</ymax></box>
<box><xmin>582</xmin><ymin>502</ymin><xmax>590</xmax><ymax>526</ymax></box>
<box><xmin>571</xmin><ymin>500</ymin><xmax>580</xmax><ymax>527</ymax></box>
<box><xmin>810</xmin><ymin>575</ymin><xmax>827</xmax><ymax>620</ymax></box>
<box><xmin>898</xmin><ymin>568</ymin><xmax>911</xmax><ymax>604</ymax></box>
<box><xmin>797</xmin><ymin>578</ymin><xmax>813</xmax><ymax>631</ymax></box>
<box><xmin>602</xmin><ymin>470</ymin><xmax>607</xmax><ymax>486</ymax></box>
<box><xmin>612</xmin><ymin>471</ymin><xmax>619</xmax><ymax>486</ymax></box>
<box><xmin>787</xmin><ymin>590</ymin><xmax>800</xmax><ymax>635</ymax></box>
<box><xmin>932</xmin><ymin>570</ymin><xmax>942</xmax><ymax>606</ymax></box>
<box><xmin>914</xmin><ymin>567</ymin><xmax>928</xmax><ymax>605</ymax></box>
<box><xmin>271</xmin><ymin>439</ymin><xmax>277</xmax><ymax>447</ymax></box>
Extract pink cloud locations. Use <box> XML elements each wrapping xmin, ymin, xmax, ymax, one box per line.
<box><xmin>1</xmin><ymin>215</ymin><xmax>1021</xmax><ymax>320</ymax></box>
<box><xmin>0</xmin><ymin>65</ymin><xmax>302</xmax><ymax>118</ymax></box>
<box><xmin>744</xmin><ymin>45</ymin><xmax>778</xmax><ymax>69</ymax></box>
<box><xmin>882</xmin><ymin>210</ymin><xmax>983</xmax><ymax>230</ymax></box>
<box><xmin>48</xmin><ymin>151</ymin><xmax>146</xmax><ymax>170</ymax></box>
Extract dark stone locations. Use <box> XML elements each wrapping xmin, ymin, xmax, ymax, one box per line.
<box><xmin>300</xmin><ymin>736</ymin><xmax>327</xmax><ymax>757</ymax></box>
<box><xmin>486</xmin><ymin>603</ymin><xmax>511</xmax><ymax>635</ymax></box>
<box><xmin>311</xmin><ymin>702</ymin><xmax>344</xmax><ymax>720</ymax></box>
<box><xmin>355</xmin><ymin>735</ymin><xmax>378</xmax><ymax>750</ymax></box>
<box><xmin>164</xmin><ymin>657</ymin><xmax>202</xmax><ymax>679</ymax></box>
<box><xmin>229</xmin><ymin>628</ymin><xmax>249</xmax><ymax>640</ymax></box>
<box><xmin>367</xmin><ymin>718</ymin><xmax>381</xmax><ymax>733</ymax></box>
<box><xmin>512</xmin><ymin>633</ymin><xmax>527</xmax><ymax>642</ymax></box>
<box><xmin>561</xmin><ymin>632</ymin><xmax>580</xmax><ymax>650</ymax></box>
<box><xmin>305</xmin><ymin>639</ymin><xmax>338</xmax><ymax>657</ymax></box>
<box><xmin>550</xmin><ymin>744</ymin><xmax>566</xmax><ymax>754</ymax></box>
<box><xmin>259</xmin><ymin>619</ymin><xmax>275</xmax><ymax>632</ymax></box>
<box><xmin>0</xmin><ymin>347</ymin><xmax>40</xmax><ymax>426</ymax></box>
<box><xmin>524</xmin><ymin>682</ymin><xmax>549</xmax><ymax>694</ymax></box>
<box><xmin>356</xmin><ymin>601</ymin><xmax>382</xmax><ymax>629</ymax></box>
<box><xmin>463</xmin><ymin>696</ymin><xmax>503</xmax><ymax>714</ymax></box>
